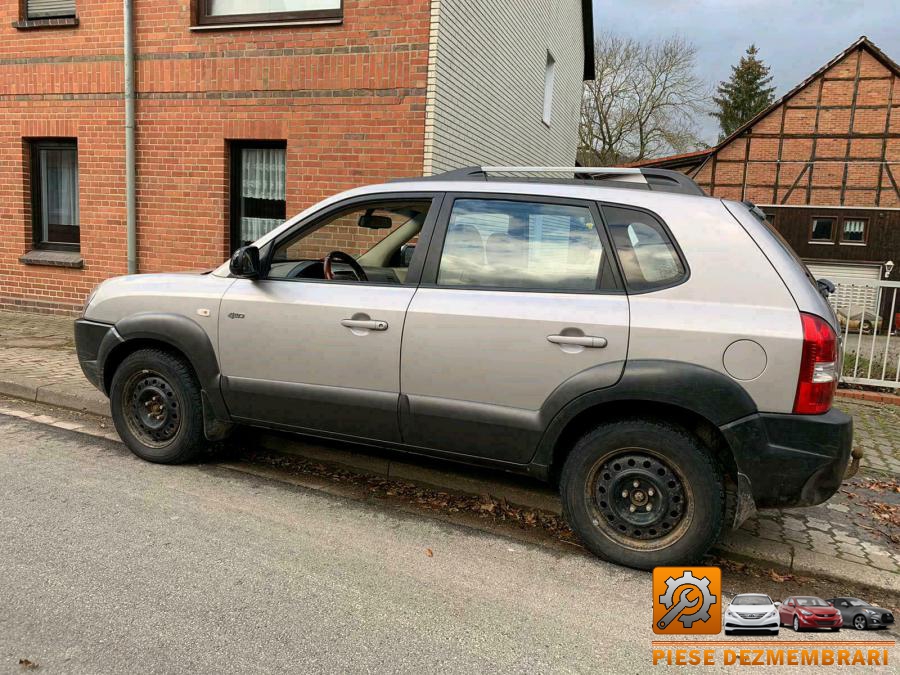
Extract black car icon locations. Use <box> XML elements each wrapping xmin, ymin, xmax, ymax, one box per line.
<box><xmin>827</xmin><ymin>598</ymin><xmax>895</xmax><ymax>631</ymax></box>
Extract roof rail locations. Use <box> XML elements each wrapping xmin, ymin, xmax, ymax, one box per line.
<box><xmin>416</xmin><ymin>166</ymin><xmax>706</xmax><ymax>196</ymax></box>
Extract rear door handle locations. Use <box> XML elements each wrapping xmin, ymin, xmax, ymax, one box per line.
<box><xmin>547</xmin><ymin>334</ymin><xmax>607</xmax><ymax>348</ymax></box>
<box><xmin>341</xmin><ymin>319</ymin><xmax>388</xmax><ymax>331</ymax></box>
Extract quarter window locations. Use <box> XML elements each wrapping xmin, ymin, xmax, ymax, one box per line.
<box><xmin>840</xmin><ymin>218</ymin><xmax>866</xmax><ymax>244</ymax></box>
<box><xmin>809</xmin><ymin>217</ymin><xmax>835</xmax><ymax>243</ymax></box>
<box><xmin>198</xmin><ymin>0</ymin><xmax>342</xmax><ymax>26</ymax></box>
<box><xmin>437</xmin><ymin>199</ymin><xmax>610</xmax><ymax>292</ymax></box>
<box><xmin>26</xmin><ymin>0</ymin><xmax>76</xmax><ymax>19</ymax></box>
<box><xmin>31</xmin><ymin>140</ymin><xmax>79</xmax><ymax>250</ymax></box>
<box><xmin>603</xmin><ymin>206</ymin><xmax>685</xmax><ymax>291</ymax></box>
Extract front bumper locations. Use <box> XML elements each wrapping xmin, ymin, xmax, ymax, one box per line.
<box><xmin>724</xmin><ymin>613</ymin><xmax>780</xmax><ymax>630</ymax></box>
<box><xmin>74</xmin><ymin>318</ymin><xmax>122</xmax><ymax>394</ymax></box>
<box><xmin>721</xmin><ymin>408</ymin><xmax>853</xmax><ymax>510</ymax></box>
<box><xmin>796</xmin><ymin>613</ymin><xmax>842</xmax><ymax>629</ymax></box>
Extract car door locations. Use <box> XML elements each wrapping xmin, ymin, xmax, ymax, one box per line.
<box><xmin>218</xmin><ymin>193</ymin><xmax>441</xmax><ymax>442</ymax></box>
<box><xmin>399</xmin><ymin>193</ymin><xmax>629</xmax><ymax>463</ymax></box>
<box><xmin>779</xmin><ymin>599</ymin><xmax>793</xmax><ymax>625</ymax></box>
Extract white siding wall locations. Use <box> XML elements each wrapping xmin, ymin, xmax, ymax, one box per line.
<box><xmin>424</xmin><ymin>0</ymin><xmax>586</xmax><ymax>175</ymax></box>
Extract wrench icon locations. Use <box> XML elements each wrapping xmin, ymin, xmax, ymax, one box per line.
<box><xmin>657</xmin><ymin>589</ymin><xmax>700</xmax><ymax>630</ymax></box>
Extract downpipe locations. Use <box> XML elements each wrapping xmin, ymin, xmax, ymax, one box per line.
<box><xmin>124</xmin><ymin>0</ymin><xmax>137</xmax><ymax>274</ymax></box>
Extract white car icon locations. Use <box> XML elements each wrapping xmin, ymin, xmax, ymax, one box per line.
<box><xmin>724</xmin><ymin>594</ymin><xmax>780</xmax><ymax>635</ymax></box>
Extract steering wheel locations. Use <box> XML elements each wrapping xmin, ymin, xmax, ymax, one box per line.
<box><xmin>323</xmin><ymin>250</ymin><xmax>368</xmax><ymax>282</ymax></box>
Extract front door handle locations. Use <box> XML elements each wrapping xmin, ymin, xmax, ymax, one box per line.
<box><xmin>341</xmin><ymin>318</ymin><xmax>388</xmax><ymax>331</ymax></box>
<box><xmin>547</xmin><ymin>334</ymin><xmax>607</xmax><ymax>348</ymax></box>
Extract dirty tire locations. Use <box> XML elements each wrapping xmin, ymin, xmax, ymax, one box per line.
<box><xmin>560</xmin><ymin>418</ymin><xmax>724</xmax><ymax>570</ymax></box>
<box><xmin>110</xmin><ymin>348</ymin><xmax>206</xmax><ymax>464</ymax></box>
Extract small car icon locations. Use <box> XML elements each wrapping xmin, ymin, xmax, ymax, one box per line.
<box><xmin>778</xmin><ymin>596</ymin><xmax>843</xmax><ymax>632</ymax></box>
<box><xmin>827</xmin><ymin>598</ymin><xmax>895</xmax><ymax>631</ymax></box>
<box><xmin>723</xmin><ymin>594</ymin><xmax>780</xmax><ymax>635</ymax></box>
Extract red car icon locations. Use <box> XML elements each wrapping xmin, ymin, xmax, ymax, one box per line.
<box><xmin>778</xmin><ymin>596</ymin><xmax>843</xmax><ymax>632</ymax></box>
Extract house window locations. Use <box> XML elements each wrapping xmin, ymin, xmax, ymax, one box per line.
<box><xmin>840</xmin><ymin>218</ymin><xmax>867</xmax><ymax>244</ymax></box>
<box><xmin>31</xmin><ymin>140</ymin><xmax>79</xmax><ymax>250</ymax></box>
<box><xmin>809</xmin><ymin>217</ymin><xmax>835</xmax><ymax>243</ymax></box>
<box><xmin>198</xmin><ymin>0</ymin><xmax>342</xmax><ymax>26</ymax></box>
<box><xmin>230</xmin><ymin>142</ymin><xmax>287</xmax><ymax>251</ymax></box>
<box><xmin>542</xmin><ymin>51</ymin><xmax>556</xmax><ymax>126</ymax></box>
<box><xmin>26</xmin><ymin>0</ymin><xmax>76</xmax><ymax>19</ymax></box>
<box><xmin>763</xmin><ymin>212</ymin><xmax>776</xmax><ymax>226</ymax></box>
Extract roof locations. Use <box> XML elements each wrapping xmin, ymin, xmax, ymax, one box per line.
<box><xmin>628</xmin><ymin>149</ymin><xmax>713</xmax><ymax>169</ymax></box>
<box><xmin>635</xmin><ymin>36</ymin><xmax>899</xmax><ymax>169</ymax></box>
<box><xmin>581</xmin><ymin>0</ymin><xmax>595</xmax><ymax>80</ymax></box>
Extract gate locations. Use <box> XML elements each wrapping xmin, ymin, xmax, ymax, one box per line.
<box><xmin>826</xmin><ymin>278</ymin><xmax>900</xmax><ymax>389</ymax></box>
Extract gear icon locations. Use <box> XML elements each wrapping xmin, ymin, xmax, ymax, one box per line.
<box><xmin>658</xmin><ymin>570</ymin><xmax>717</xmax><ymax>628</ymax></box>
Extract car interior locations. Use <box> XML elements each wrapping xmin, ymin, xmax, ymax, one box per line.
<box><xmin>267</xmin><ymin>201</ymin><xmax>430</xmax><ymax>283</ymax></box>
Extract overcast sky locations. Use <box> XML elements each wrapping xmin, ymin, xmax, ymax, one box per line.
<box><xmin>592</xmin><ymin>0</ymin><xmax>900</xmax><ymax>144</ymax></box>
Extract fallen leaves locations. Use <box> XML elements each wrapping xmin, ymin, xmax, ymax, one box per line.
<box><xmin>425</xmin><ymin>548</ymin><xmax>433</xmax><ymax>558</ymax></box>
<box><xmin>18</xmin><ymin>659</ymin><xmax>38</xmax><ymax>670</ymax></box>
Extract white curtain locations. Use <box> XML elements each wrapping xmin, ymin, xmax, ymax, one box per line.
<box><xmin>42</xmin><ymin>148</ymin><xmax>78</xmax><ymax>237</ymax></box>
<box><xmin>241</xmin><ymin>147</ymin><xmax>285</xmax><ymax>201</ymax></box>
<box><xmin>209</xmin><ymin>0</ymin><xmax>340</xmax><ymax>17</ymax></box>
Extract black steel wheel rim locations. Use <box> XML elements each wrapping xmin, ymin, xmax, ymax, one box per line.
<box><xmin>123</xmin><ymin>370</ymin><xmax>181</xmax><ymax>447</ymax></box>
<box><xmin>587</xmin><ymin>448</ymin><xmax>693</xmax><ymax>551</ymax></box>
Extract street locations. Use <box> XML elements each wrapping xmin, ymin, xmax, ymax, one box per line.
<box><xmin>0</xmin><ymin>414</ymin><xmax>641</xmax><ymax>673</ymax></box>
<box><xmin>2</xmin><ymin>413</ymin><xmax>896</xmax><ymax>674</ymax></box>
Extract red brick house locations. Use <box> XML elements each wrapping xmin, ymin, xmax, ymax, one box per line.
<box><xmin>0</xmin><ymin>0</ymin><xmax>594</xmax><ymax>313</ymax></box>
<box><xmin>636</xmin><ymin>36</ymin><xmax>900</xmax><ymax>291</ymax></box>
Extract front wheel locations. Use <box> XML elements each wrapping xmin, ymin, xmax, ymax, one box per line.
<box><xmin>853</xmin><ymin>615</ymin><xmax>868</xmax><ymax>631</ymax></box>
<box><xmin>110</xmin><ymin>348</ymin><xmax>207</xmax><ymax>464</ymax></box>
<box><xmin>559</xmin><ymin>419</ymin><xmax>724</xmax><ymax>569</ymax></box>
<box><xmin>793</xmin><ymin>616</ymin><xmax>802</xmax><ymax>632</ymax></box>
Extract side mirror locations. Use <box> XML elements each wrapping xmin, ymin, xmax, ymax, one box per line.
<box><xmin>400</xmin><ymin>243</ymin><xmax>416</xmax><ymax>267</ymax></box>
<box><xmin>774</xmin><ymin>602</ymin><xmax>781</xmax><ymax>607</ymax></box>
<box><xmin>230</xmin><ymin>245</ymin><xmax>261</xmax><ymax>279</ymax></box>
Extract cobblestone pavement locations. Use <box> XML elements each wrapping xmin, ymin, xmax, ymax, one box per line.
<box><xmin>0</xmin><ymin>309</ymin><xmax>897</xmax><ymax>579</ymax></box>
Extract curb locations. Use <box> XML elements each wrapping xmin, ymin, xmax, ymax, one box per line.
<box><xmin>0</xmin><ymin>378</ymin><xmax>109</xmax><ymax>417</ymax></box>
<box><xmin>836</xmin><ymin>389</ymin><xmax>900</xmax><ymax>407</ymax></box>
<box><xmin>0</xmin><ymin>379</ymin><xmax>897</xmax><ymax>594</ymax></box>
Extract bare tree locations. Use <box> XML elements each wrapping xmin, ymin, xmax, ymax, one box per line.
<box><xmin>579</xmin><ymin>33</ymin><xmax>708</xmax><ymax>166</ymax></box>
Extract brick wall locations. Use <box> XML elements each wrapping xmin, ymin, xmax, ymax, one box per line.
<box><xmin>0</xmin><ymin>0</ymin><xmax>431</xmax><ymax>313</ymax></box>
<box><xmin>691</xmin><ymin>44</ymin><xmax>900</xmax><ymax>209</ymax></box>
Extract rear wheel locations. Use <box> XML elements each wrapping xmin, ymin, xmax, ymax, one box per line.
<box><xmin>559</xmin><ymin>418</ymin><xmax>724</xmax><ymax>569</ymax></box>
<box><xmin>110</xmin><ymin>349</ymin><xmax>207</xmax><ymax>464</ymax></box>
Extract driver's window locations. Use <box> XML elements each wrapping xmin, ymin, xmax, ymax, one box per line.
<box><xmin>268</xmin><ymin>199</ymin><xmax>431</xmax><ymax>284</ymax></box>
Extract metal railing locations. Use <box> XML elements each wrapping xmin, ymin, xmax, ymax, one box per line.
<box><xmin>826</xmin><ymin>277</ymin><xmax>900</xmax><ymax>389</ymax></box>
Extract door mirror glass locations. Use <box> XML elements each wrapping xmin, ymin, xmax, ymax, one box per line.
<box><xmin>774</xmin><ymin>602</ymin><xmax>781</xmax><ymax>607</ymax></box>
<box><xmin>230</xmin><ymin>245</ymin><xmax>261</xmax><ymax>278</ymax></box>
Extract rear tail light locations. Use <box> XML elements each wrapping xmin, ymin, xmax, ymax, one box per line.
<box><xmin>793</xmin><ymin>313</ymin><xmax>837</xmax><ymax>414</ymax></box>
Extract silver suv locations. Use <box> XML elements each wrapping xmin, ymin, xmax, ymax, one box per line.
<box><xmin>75</xmin><ymin>166</ymin><xmax>852</xmax><ymax>569</ymax></box>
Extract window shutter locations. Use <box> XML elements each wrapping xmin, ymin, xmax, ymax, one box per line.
<box><xmin>27</xmin><ymin>0</ymin><xmax>76</xmax><ymax>19</ymax></box>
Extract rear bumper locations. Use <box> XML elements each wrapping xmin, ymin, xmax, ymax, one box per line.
<box><xmin>721</xmin><ymin>408</ymin><xmax>853</xmax><ymax>509</ymax></box>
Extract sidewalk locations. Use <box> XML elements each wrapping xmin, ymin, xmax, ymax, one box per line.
<box><xmin>1</xmin><ymin>309</ymin><xmax>898</xmax><ymax>590</ymax></box>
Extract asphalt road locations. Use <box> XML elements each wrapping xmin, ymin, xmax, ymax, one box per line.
<box><xmin>0</xmin><ymin>415</ymin><xmax>895</xmax><ymax>674</ymax></box>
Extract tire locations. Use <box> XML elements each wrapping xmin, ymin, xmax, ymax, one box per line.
<box><xmin>771</xmin><ymin>630</ymin><xmax>779</xmax><ymax>636</ymax></box>
<box><xmin>830</xmin><ymin>627</ymin><xmax>840</xmax><ymax>632</ymax></box>
<box><xmin>110</xmin><ymin>348</ymin><xmax>207</xmax><ymax>464</ymax></box>
<box><xmin>793</xmin><ymin>616</ymin><xmax>801</xmax><ymax>632</ymax></box>
<box><xmin>559</xmin><ymin>418</ymin><xmax>724</xmax><ymax>569</ymax></box>
<box><xmin>724</xmin><ymin>630</ymin><xmax>733</xmax><ymax>636</ymax></box>
<box><xmin>853</xmin><ymin>615</ymin><xmax>868</xmax><ymax>631</ymax></box>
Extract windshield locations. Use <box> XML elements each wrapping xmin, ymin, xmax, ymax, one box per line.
<box><xmin>796</xmin><ymin>597</ymin><xmax>829</xmax><ymax>607</ymax></box>
<box><xmin>847</xmin><ymin>599</ymin><xmax>867</xmax><ymax>607</ymax></box>
<box><xmin>733</xmin><ymin>595</ymin><xmax>772</xmax><ymax>606</ymax></box>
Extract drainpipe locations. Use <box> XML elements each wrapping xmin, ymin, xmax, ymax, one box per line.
<box><xmin>124</xmin><ymin>0</ymin><xmax>137</xmax><ymax>274</ymax></box>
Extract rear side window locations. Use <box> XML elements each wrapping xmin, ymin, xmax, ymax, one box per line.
<box><xmin>437</xmin><ymin>198</ymin><xmax>613</xmax><ymax>292</ymax></box>
<box><xmin>603</xmin><ymin>205</ymin><xmax>686</xmax><ymax>291</ymax></box>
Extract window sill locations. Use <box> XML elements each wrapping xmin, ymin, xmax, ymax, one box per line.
<box><xmin>19</xmin><ymin>249</ymin><xmax>84</xmax><ymax>269</ymax></box>
<box><xmin>190</xmin><ymin>17</ymin><xmax>341</xmax><ymax>31</ymax></box>
<box><xmin>808</xmin><ymin>241</ymin><xmax>835</xmax><ymax>245</ymax></box>
<box><xmin>13</xmin><ymin>17</ymin><xmax>79</xmax><ymax>30</ymax></box>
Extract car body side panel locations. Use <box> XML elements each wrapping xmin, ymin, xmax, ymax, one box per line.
<box><xmin>624</xmin><ymin>200</ymin><xmax>803</xmax><ymax>414</ymax></box>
